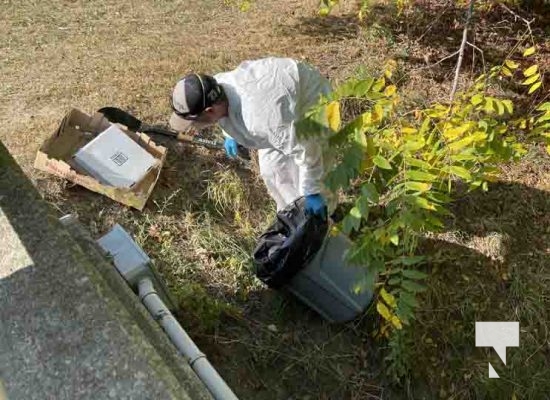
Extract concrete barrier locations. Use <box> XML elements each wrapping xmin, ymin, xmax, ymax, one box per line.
<box><xmin>0</xmin><ymin>141</ymin><xmax>212</xmax><ymax>400</ymax></box>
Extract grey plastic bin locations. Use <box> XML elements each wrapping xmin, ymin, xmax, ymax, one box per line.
<box><xmin>285</xmin><ymin>232</ymin><xmax>374</xmax><ymax>323</ymax></box>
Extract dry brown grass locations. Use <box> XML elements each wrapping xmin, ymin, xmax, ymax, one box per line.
<box><xmin>2</xmin><ymin>0</ymin><xmax>550</xmax><ymax>398</ymax></box>
<box><xmin>0</xmin><ymin>2</ymin><xmax>388</xmax><ymax>397</ymax></box>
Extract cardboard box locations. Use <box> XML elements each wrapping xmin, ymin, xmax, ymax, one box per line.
<box><xmin>35</xmin><ymin>108</ymin><xmax>167</xmax><ymax>211</ymax></box>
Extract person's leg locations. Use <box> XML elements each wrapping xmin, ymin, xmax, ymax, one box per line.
<box><xmin>258</xmin><ymin>148</ymin><xmax>301</xmax><ymax>211</ymax></box>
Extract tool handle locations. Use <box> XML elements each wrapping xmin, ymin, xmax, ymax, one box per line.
<box><xmin>142</xmin><ymin>124</ymin><xmax>221</xmax><ymax>149</ymax></box>
<box><xmin>141</xmin><ymin>124</ymin><xmax>250</xmax><ymax>160</ymax></box>
<box><xmin>176</xmin><ymin>132</ymin><xmax>223</xmax><ymax>149</ymax></box>
<box><xmin>176</xmin><ymin>133</ymin><xmax>250</xmax><ymax>160</ymax></box>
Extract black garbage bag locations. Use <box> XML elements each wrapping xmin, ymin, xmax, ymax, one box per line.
<box><xmin>253</xmin><ymin>197</ymin><xmax>329</xmax><ymax>288</ymax></box>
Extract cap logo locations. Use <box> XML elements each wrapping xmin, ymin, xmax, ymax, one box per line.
<box><xmin>206</xmin><ymin>86</ymin><xmax>221</xmax><ymax>103</ymax></box>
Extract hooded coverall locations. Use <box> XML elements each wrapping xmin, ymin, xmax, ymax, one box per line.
<box><xmin>213</xmin><ymin>57</ymin><xmax>332</xmax><ymax>211</ymax></box>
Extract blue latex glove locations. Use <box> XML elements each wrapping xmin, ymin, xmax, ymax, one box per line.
<box><xmin>305</xmin><ymin>194</ymin><xmax>327</xmax><ymax>220</ymax></box>
<box><xmin>224</xmin><ymin>137</ymin><xmax>238</xmax><ymax>158</ymax></box>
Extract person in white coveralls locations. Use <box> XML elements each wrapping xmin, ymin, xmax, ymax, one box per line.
<box><xmin>169</xmin><ymin>57</ymin><xmax>332</xmax><ymax>219</ymax></box>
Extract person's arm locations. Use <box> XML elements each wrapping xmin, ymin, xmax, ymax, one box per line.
<box><xmin>292</xmin><ymin>136</ymin><xmax>324</xmax><ymax>197</ymax></box>
<box><xmin>293</xmin><ymin>136</ymin><xmax>327</xmax><ymax>219</ymax></box>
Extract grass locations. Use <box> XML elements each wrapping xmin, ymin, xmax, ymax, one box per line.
<box><xmin>1</xmin><ymin>0</ymin><xmax>549</xmax><ymax>398</ymax></box>
<box><xmin>389</xmin><ymin>145</ymin><xmax>550</xmax><ymax>399</ymax></box>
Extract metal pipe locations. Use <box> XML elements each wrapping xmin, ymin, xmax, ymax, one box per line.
<box><xmin>138</xmin><ymin>278</ymin><xmax>238</xmax><ymax>400</ymax></box>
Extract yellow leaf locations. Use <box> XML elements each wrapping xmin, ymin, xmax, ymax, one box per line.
<box><xmin>402</xmin><ymin>139</ymin><xmax>425</xmax><ymax>151</ymax></box>
<box><xmin>471</xmin><ymin>131</ymin><xmax>488</xmax><ymax>142</ymax></box>
<box><xmin>384</xmin><ymin>85</ymin><xmax>397</xmax><ymax>97</ymax></box>
<box><xmin>537</xmin><ymin>113</ymin><xmax>550</xmax><ymax>123</ymax></box>
<box><xmin>448</xmin><ymin>136</ymin><xmax>475</xmax><ymax>152</ymax></box>
<box><xmin>384</xmin><ymin>60</ymin><xmax>397</xmax><ymax>79</ymax></box>
<box><xmin>390</xmin><ymin>315</ymin><xmax>403</xmax><ymax>330</ymax></box>
<box><xmin>504</xmin><ymin>60</ymin><xmax>519</xmax><ymax>69</ymax></box>
<box><xmin>444</xmin><ymin>124</ymin><xmax>470</xmax><ymax>140</ymax></box>
<box><xmin>519</xmin><ymin>119</ymin><xmax>527</xmax><ymax>129</ymax></box>
<box><xmin>376</xmin><ymin>301</ymin><xmax>393</xmax><ymax>322</ymax></box>
<box><xmin>374</xmin><ymin>104</ymin><xmax>384</xmax><ymax>121</ymax></box>
<box><xmin>523</xmin><ymin>46</ymin><xmax>536</xmax><ymax>57</ymax></box>
<box><xmin>501</xmin><ymin>67</ymin><xmax>513</xmax><ymax>77</ymax></box>
<box><xmin>484</xmin><ymin>98</ymin><xmax>495</xmax><ymax>113</ymax></box>
<box><xmin>502</xmin><ymin>100</ymin><xmax>513</xmax><ymax>114</ymax></box>
<box><xmin>471</xmin><ymin>93</ymin><xmax>484</xmax><ymax>106</ymax></box>
<box><xmin>529</xmin><ymin>81</ymin><xmax>542</xmax><ymax>94</ymax></box>
<box><xmin>380</xmin><ymin>288</ymin><xmax>397</xmax><ymax>308</ymax></box>
<box><xmin>402</xmin><ymin>127</ymin><xmax>417</xmax><ymax>134</ymax></box>
<box><xmin>326</xmin><ymin>101</ymin><xmax>341</xmax><ymax>131</ymax></box>
<box><xmin>239</xmin><ymin>1</ymin><xmax>251</xmax><ymax>11</ymax></box>
<box><xmin>523</xmin><ymin>65</ymin><xmax>538</xmax><ymax>77</ymax></box>
<box><xmin>495</xmin><ymin>100</ymin><xmax>505</xmax><ymax>116</ymax></box>
<box><xmin>412</xmin><ymin>196</ymin><xmax>437</xmax><ymax>211</ymax></box>
<box><xmin>522</xmin><ymin>74</ymin><xmax>540</xmax><ymax>85</ymax></box>
<box><xmin>385</xmin><ymin>59</ymin><xmax>398</xmax><ymax>70</ymax></box>
<box><xmin>372</xmin><ymin>77</ymin><xmax>386</xmax><ymax>92</ymax></box>
<box><xmin>361</xmin><ymin>111</ymin><xmax>373</xmax><ymax>126</ymax></box>
<box><xmin>483</xmin><ymin>172</ymin><xmax>500</xmax><ymax>182</ymax></box>
<box><xmin>426</xmin><ymin>108</ymin><xmax>448</xmax><ymax>118</ymax></box>
<box><xmin>405</xmin><ymin>181</ymin><xmax>432</xmax><ymax>192</ymax></box>
<box><xmin>405</xmin><ymin>169</ymin><xmax>436</xmax><ymax>181</ymax></box>
<box><xmin>546</xmin><ymin>145</ymin><xmax>550</xmax><ymax>155</ymax></box>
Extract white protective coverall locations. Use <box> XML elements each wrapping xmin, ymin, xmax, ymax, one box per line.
<box><xmin>213</xmin><ymin>57</ymin><xmax>332</xmax><ymax>211</ymax></box>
